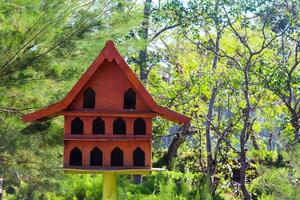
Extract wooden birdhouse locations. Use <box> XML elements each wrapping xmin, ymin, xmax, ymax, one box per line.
<box><xmin>22</xmin><ymin>41</ymin><xmax>190</xmax><ymax>172</ymax></box>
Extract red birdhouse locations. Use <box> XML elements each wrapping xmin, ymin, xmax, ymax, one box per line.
<box><xmin>22</xmin><ymin>41</ymin><xmax>190</xmax><ymax>171</ymax></box>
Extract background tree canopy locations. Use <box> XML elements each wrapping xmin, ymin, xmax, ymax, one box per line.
<box><xmin>0</xmin><ymin>0</ymin><xmax>300</xmax><ymax>200</ymax></box>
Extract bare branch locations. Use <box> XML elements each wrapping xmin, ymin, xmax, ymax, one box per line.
<box><xmin>150</xmin><ymin>24</ymin><xmax>180</xmax><ymax>41</ymax></box>
<box><xmin>201</xmin><ymin>114</ymin><xmax>239</xmax><ymax>154</ymax></box>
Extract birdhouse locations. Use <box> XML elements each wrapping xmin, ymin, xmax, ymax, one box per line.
<box><xmin>22</xmin><ymin>41</ymin><xmax>190</xmax><ymax>172</ymax></box>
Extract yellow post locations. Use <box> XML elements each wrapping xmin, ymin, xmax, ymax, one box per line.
<box><xmin>59</xmin><ymin>168</ymin><xmax>163</xmax><ymax>200</ymax></box>
<box><xmin>102</xmin><ymin>172</ymin><xmax>117</xmax><ymax>200</ymax></box>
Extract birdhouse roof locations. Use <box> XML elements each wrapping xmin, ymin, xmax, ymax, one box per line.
<box><xmin>22</xmin><ymin>41</ymin><xmax>190</xmax><ymax>124</ymax></box>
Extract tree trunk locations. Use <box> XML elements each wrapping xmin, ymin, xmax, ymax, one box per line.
<box><xmin>290</xmin><ymin>114</ymin><xmax>300</xmax><ymax>142</ymax></box>
<box><xmin>155</xmin><ymin>126</ymin><xmax>190</xmax><ymax>170</ymax></box>
<box><xmin>206</xmin><ymin>87</ymin><xmax>217</xmax><ymax>186</ymax></box>
<box><xmin>268</xmin><ymin>132</ymin><xmax>273</xmax><ymax>150</ymax></box>
<box><xmin>205</xmin><ymin>28</ymin><xmax>221</xmax><ymax>191</ymax></box>
<box><xmin>139</xmin><ymin>0</ymin><xmax>151</xmax><ymax>81</ymax></box>
<box><xmin>240</xmin><ymin>152</ymin><xmax>251</xmax><ymax>200</ymax></box>
<box><xmin>239</xmin><ymin>65</ymin><xmax>252</xmax><ymax>200</ymax></box>
<box><xmin>251</xmin><ymin>134</ymin><xmax>260</xmax><ymax>150</ymax></box>
<box><xmin>162</xmin><ymin>133</ymin><xmax>186</xmax><ymax>170</ymax></box>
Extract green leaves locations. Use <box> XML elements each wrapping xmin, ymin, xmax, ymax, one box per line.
<box><xmin>1</xmin><ymin>0</ymin><xmax>300</xmax><ymax>199</ymax></box>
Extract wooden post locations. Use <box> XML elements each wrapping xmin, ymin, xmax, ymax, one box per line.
<box><xmin>102</xmin><ymin>172</ymin><xmax>117</xmax><ymax>200</ymax></box>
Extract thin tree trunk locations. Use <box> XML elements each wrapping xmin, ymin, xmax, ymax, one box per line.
<box><xmin>281</xmin><ymin>35</ymin><xmax>300</xmax><ymax>143</ymax></box>
<box><xmin>290</xmin><ymin>113</ymin><xmax>300</xmax><ymax>142</ymax></box>
<box><xmin>239</xmin><ymin>64</ymin><xmax>251</xmax><ymax>200</ymax></box>
<box><xmin>240</xmin><ymin>152</ymin><xmax>250</xmax><ymax>200</ymax></box>
<box><xmin>205</xmin><ymin>28</ymin><xmax>221</xmax><ymax>191</ymax></box>
<box><xmin>268</xmin><ymin>132</ymin><xmax>273</xmax><ymax>150</ymax></box>
<box><xmin>139</xmin><ymin>0</ymin><xmax>151</xmax><ymax>81</ymax></box>
<box><xmin>251</xmin><ymin>134</ymin><xmax>259</xmax><ymax>150</ymax></box>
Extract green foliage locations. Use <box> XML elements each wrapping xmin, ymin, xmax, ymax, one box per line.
<box><xmin>251</xmin><ymin>167</ymin><xmax>300</xmax><ymax>200</ymax></box>
<box><xmin>250</xmin><ymin>145</ymin><xmax>300</xmax><ymax>200</ymax></box>
<box><xmin>1</xmin><ymin>0</ymin><xmax>300</xmax><ymax>200</ymax></box>
<box><xmin>4</xmin><ymin>172</ymin><xmax>220</xmax><ymax>200</ymax></box>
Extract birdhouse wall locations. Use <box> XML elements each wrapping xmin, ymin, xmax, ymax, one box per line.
<box><xmin>67</xmin><ymin>60</ymin><xmax>151</xmax><ymax>112</ymax></box>
<box><xmin>63</xmin><ymin>140</ymin><xmax>151</xmax><ymax>168</ymax></box>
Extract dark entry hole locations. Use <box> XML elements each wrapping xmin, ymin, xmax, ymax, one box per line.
<box><xmin>90</xmin><ymin>147</ymin><xmax>103</xmax><ymax>166</ymax></box>
<box><xmin>111</xmin><ymin>147</ymin><xmax>124</xmax><ymax>166</ymax></box>
<box><xmin>134</xmin><ymin>118</ymin><xmax>146</xmax><ymax>135</ymax></box>
<box><xmin>71</xmin><ymin>117</ymin><xmax>83</xmax><ymax>135</ymax></box>
<box><xmin>70</xmin><ymin>147</ymin><xmax>82</xmax><ymax>166</ymax></box>
<box><xmin>133</xmin><ymin>147</ymin><xmax>145</xmax><ymax>166</ymax></box>
<box><xmin>113</xmin><ymin>117</ymin><xmax>126</xmax><ymax>135</ymax></box>
<box><xmin>124</xmin><ymin>88</ymin><xmax>136</xmax><ymax>110</ymax></box>
<box><xmin>93</xmin><ymin>117</ymin><xmax>105</xmax><ymax>135</ymax></box>
<box><xmin>83</xmin><ymin>87</ymin><xmax>95</xmax><ymax>109</ymax></box>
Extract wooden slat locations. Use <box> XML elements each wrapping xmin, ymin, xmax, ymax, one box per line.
<box><xmin>64</xmin><ymin>135</ymin><xmax>152</xmax><ymax>141</ymax></box>
<box><xmin>61</xmin><ymin>111</ymin><xmax>157</xmax><ymax>118</ymax></box>
<box><xmin>57</xmin><ymin>167</ymin><xmax>165</xmax><ymax>175</ymax></box>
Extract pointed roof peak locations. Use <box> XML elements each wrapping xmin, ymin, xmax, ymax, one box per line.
<box><xmin>103</xmin><ymin>40</ymin><xmax>118</xmax><ymax>62</ymax></box>
<box><xmin>22</xmin><ymin>40</ymin><xmax>191</xmax><ymax>124</ymax></box>
<box><xmin>105</xmin><ymin>40</ymin><xmax>115</xmax><ymax>47</ymax></box>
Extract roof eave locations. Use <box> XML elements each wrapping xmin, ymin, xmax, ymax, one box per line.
<box><xmin>154</xmin><ymin>106</ymin><xmax>191</xmax><ymax>125</ymax></box>
<box><xmin>22</xmin><ymin>102</ymin><xmax>67</xmax><ymax>123</ymax></box>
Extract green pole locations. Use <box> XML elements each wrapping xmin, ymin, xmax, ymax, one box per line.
<box><xmin>102</xmin><ymin>172</ymin><xmax>117</xmax><ymax>200</ymax></box>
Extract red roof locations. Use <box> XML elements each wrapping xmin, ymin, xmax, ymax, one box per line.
<box><xmin>22</xmin><ymin>41</ymin><xmax>191</xmax><ymax>124</ymax></box>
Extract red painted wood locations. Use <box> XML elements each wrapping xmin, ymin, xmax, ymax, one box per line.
<box><xmin>64</xmin><ymin>140</ymin><xmax>151</xmax><ymax>168</ymax></box>
<box><xmin>64</xmin><ymin>116</ymin><xmax>152</xmax><ymax>136</ymax></box>
<box><xmin>22</xmin><ymin>40</ymin><xmax>190</xmax><ymax>124</ymax></box>
<box><xmin>62</xmin><ymin>111</ymin><xmax>156</xmax><ymax>118</ymax></box>
<box><xmin>63</xmin><ymin>135</ymin><xmax>151</xmax><ymax>140</ymax></box>
<box><xmin>22</xmin><ymin>40</ymin><xmax>191</xmax><ymax>171</ymax></box>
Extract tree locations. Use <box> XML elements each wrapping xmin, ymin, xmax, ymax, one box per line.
<box><xmin>255</xmin><ymin>1</ymin><xmax>300</xmax><ymax>143</ymax></box>
<box><xmin>217</xmin><ymin>2</ymin><xmax>284</xmax><ymax>198</ymax></box>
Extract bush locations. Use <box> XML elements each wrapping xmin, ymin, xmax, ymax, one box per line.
<box><xmin>250</xmin><ymin>145</ymin><xmax>300</xmax><ymax>200</ymax></box>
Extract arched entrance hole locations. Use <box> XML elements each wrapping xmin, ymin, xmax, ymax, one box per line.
<box><xmin>70</xmin><ymin>147</ymin><xmax>82</xmax><ymax>166</ymax></box>
<box><xmin>111</xmin><ymin>147</ymin><xmax>124</xmax><ymax>166</ymax></box>
<box><xmin>90</xmin><ymin>147</ymin><xmax>103</xmax><ymax>166</ymax></box>
<box><xmin>133</xmin><ymin>147</ymin><xmax>145</xmax><ymax>166</ymax></box>
<box><xmin>134</xmin><ymin>118</ymin><xmax>146</xmax><ymax>135</ymax></box>
<box><xmin>124</xmin><ymin>88</ymin><xmax>136</xmax><ymax>110</ymax></box>
<box><xmin>83</xmin><ymin>87</ymin><xmax>95</xmax><ymax>108</ymax></box>
<box><xmin>71</xmin><ymin>117</ymin><xmax>83</xmax><ymax>135</ymax></box>
<box><xmin>113</xmin><ymin>118</ymin><xmax>126</xmax><ymax>135</ymax></box>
